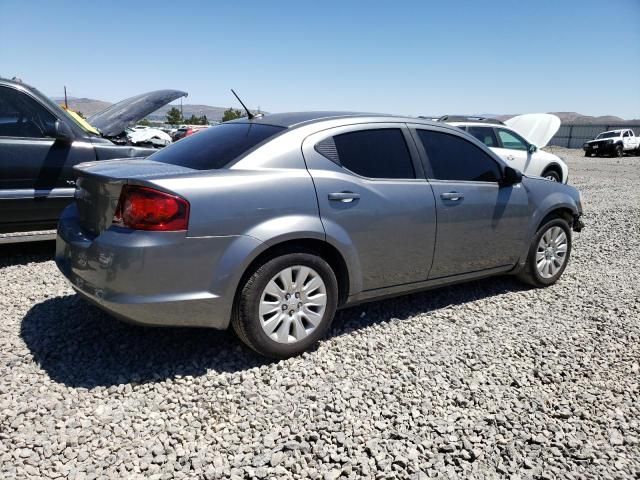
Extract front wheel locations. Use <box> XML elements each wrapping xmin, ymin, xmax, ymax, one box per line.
<box><xmin>517</xmin><ymin>218</ymin><xmax>572</xmax><ymax>287</ymax></box>
<box><xmin>542</xmin><ymin>169</ymin><xmax>561</xmax><ymax>182</ymax></box>
<box><xmin>232</xmin><ymin>252</ymin><xmax>338</xmax><ymax>358</ymax></box>
<box><xmin>615</xmin><ymin>145</ymin><xmax>624</xmax><ymax>157</ymax></box>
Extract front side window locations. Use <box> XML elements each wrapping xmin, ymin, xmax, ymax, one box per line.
<box><xmin>417</xmin><ymin>129</ymin><xmax>501</xmax><ymax>182</ymax></box>
<box><xmin>329</xmin><ymin>128</ymin><xmax>415</xmax><ymax>179</ymax></box>
<box><xmin>0</xmin><ymin>86</ymin><xmax>56</xmax><ymax>138</ymax></box>
<box><xmin>150</xmin><ymin>122</ymin><xmax>285</xmax><ymax>170</ymax></box>
<box><xmin>496</xmin><ymin>128</ymin><xmax>528</xmax><ymax>151</ymax></box>
<box><xmin>467</xmin><ymin>126</ymin><xmax>499</xmax><ymax>148</ymax></box>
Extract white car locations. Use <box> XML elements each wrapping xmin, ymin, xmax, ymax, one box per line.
<box><xmin>442</xmin><ymin>114</ymin><xmax>568</xmax><ymax>183</ymax></box>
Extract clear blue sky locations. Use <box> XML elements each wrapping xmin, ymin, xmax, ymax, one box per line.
<box><xmin>2</xmin><ymin>0</ymin><xmax>639</xmax><ymax>118</ymax></box>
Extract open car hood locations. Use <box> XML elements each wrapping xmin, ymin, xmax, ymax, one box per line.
<box><xmin>88</xmin><ymin>89</ymin><xmax>187</xmax><ymax>137</ymax></box>
<box><xmin>505</xmin><ymin>113</ymin><xmax>561</xmax><ymax>148</ymax></box>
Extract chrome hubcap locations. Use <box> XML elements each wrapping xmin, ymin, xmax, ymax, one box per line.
<box><xmin>536</xmin><ymin>226</ymin><xmax>568</xmax><ymax>278</ymax></box>
<box><xmin>545</xmin><ymin>174</ymin><xmax>558</xmax><ymax>182</ymax></box>
<box><xmin>259</xmin><ymin>265</ymin><xmax>327</xmax><ymax>344</ymax></box>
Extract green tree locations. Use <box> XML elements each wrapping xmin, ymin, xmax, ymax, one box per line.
<box><xmin>137</xmin><ymin>118</ymin><xmax>151</xmax><ymax>126</ymax></box>
<box><xmin>202</xmin><ymin>114</ymin><xmax>208</xmax><ymax>125</ymax></box>
<box><xmin>166</xmin><ymin>107</ymin><xmax>183</xmax><ymax>125</ymax></box>
<box><xmin>222</xmin><ymin>108</ymin><xmax>244</xmax><ymax>122</ymax></box>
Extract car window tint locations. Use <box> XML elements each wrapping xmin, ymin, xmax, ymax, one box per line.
<box><xmin>0</xmin><ymin>86</ymin><xmax>56</xmax><ymax>138</ymax></box>
<box><xmin>417</xmin><ymin>129</ymin><xmax>501</xmax><ymax>182</ymax></box>
<box><xmin>496</xmin><ymin>128</ymin><xmax>528</xmax><ymax>151</ymax></box>
<box><xmin>467</xmin><ymin>126</ymin><xmax>498</xmax><ymax>148</ymax></box>
<box><xmin>331</xmin><ymin>129</ymin><xmax>415</xmax><ymax>179</ymax></box>
<box><xmin>150</xmin><ymin>122</ymin><xmax>285</xmax><ymax>170</ymax></box>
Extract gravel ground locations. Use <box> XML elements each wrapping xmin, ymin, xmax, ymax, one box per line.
<box><xmin>1</xmin><ymin>148</ymin><xmax>639</xmax><ymax>479</ymax></box>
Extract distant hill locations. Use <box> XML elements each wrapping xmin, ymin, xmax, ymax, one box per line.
<box><xmin>488</xmin><ymin>112</ymin><xmax>639</xmax><ymax>124</ymax></box>
<box><xmin>53</xmin><ymin>97</ymin><xmax>236</xmax><ymax>123</ymax></box>
<box><xmin>54</xmin><ymin>97</ymin><xmax>638</xmax><ymax>125</ymax></box>
<box><xmin>53</xmin><ymin>97</ymin><xmax>112</xmax><ymax>117</ymax></box>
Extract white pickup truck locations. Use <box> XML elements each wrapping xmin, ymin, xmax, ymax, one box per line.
<box><xmin>583</xmin><ymin>129</ymin><xmax>640</xmax><ymax>157</ymax></box>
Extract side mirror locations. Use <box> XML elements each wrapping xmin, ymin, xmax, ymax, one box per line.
<box><xmin>44</xmin><ymin>120</ymin><xmax>73</xmax><ymax>142</ymax></box>
<box><xmin>501</xmin><ymin>166</ymin><xmax>523</xmax><ymax>186</ymax></box>
<box><xmin>528</xmin><ymin>144</ymin><xmax>537</xmax><ymax>154</ymax></box>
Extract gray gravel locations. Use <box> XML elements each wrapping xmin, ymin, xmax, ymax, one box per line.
<box><xmin>1</xmin><ymin>148</ymin><xmax>639</xmax><ymax>479</ymax></box>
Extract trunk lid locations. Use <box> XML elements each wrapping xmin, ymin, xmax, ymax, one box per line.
<box><xmin>88</xmin><ymin>89</ymin><xmax>188</xmax><ymax>137</ymax></box>
<box><xmin>73</xmin><ymin>159</ymin><xmax>194</xmax><ymax>235</ymax></box>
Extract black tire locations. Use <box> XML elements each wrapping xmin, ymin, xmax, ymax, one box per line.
<box><xmin>517</xmin><ymin>217</ymin><xmax>572</xmax><ymax>288</ymax></box>
<box><xmin>231</xmin><ymin>251</ymin><xmax>338</xmax><ymax>359</ymax></box>
<box><xmin>542</xmin><ymin>169</ymin><xmax>561</xmax><ymax>182</ymax></box>
<box><xmin>584</xmin><ymin>151</ymin><xmax>591</xmax><ymax>157</ymax></box>
<box><xmin>615</xmin><ymin>145</ymin><xmax>623</xmax><ymax>157</ymax></box>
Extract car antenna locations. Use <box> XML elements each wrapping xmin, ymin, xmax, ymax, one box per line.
<box><xmin>64</xmin><ymin>86</ymin><xmax>68</xmax><ymax>109</ymax></box>
<box><xmin>231</xmin><ymin>89</ymin><xmax>261</xmax><ymax>120</ymax></box>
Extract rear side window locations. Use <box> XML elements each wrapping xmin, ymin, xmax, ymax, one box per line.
<box><xmin>150</xmin><ymin>123</ymin><xmax>285</xmax><ymax>170</ymax></box>
<box><xmin>467</xmin><ymin>126</ymin><xmax>498</xmax><ymax>148</ymax></box>
<box><xmin>325</xmin><ymin>128</ymin><xmax>415</xmax><ymax>179</ymax></box>
<box><xmin>417</xmin><ymin>129</ymin><xmax>501</xmax><ymax>182</ymax></box>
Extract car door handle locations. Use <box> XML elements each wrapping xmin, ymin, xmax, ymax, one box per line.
<box><xmin>440</xmin><ymin>192</ymin><xmax>464</xmax><ymax>201</ymax></box>
<box><xmin>506</xmin><ymin>155</ymin><xmax>515</xmax><ymax>161</ymax></box>
<box><xmin>328</xmin><ymin>192</ymin><xmax>360</xmax><ymax>202</ymax></box>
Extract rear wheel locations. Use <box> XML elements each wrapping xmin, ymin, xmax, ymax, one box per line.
<box><xmin>517</xmin><ymin>218</ymin><xmax>572</xmax><ymax>287</ymax></box>
<box><xmin>232</xmin><ymin>252</ymin><xmax>338</xmax><ymax>358</ymax></box>
<box><xmin>584</xmin><ymin>151</ymin><xmax>591</xmax><ymax>157</ymax></box>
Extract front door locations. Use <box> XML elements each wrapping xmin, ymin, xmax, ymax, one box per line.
<box><xmin>0</xmin><ymin>85</ymin><xmax>94</xmax><ymax>231</ymax></box>
<box><xmin>492</xmin><ymin>127</ymin><xmax>531</xmax><ymax>175</ymax></box>
<box><xmin>412</xmin><ymin>126</ymin><xmax>529</xmax><ymax>279</ymax></box>
<box><xmin>302</xmin><ymin>124</ymin><xmax>437</xmax><ymax>292</ymax></box>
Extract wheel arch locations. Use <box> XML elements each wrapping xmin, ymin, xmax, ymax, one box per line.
<box><xmin>541</xmin><ymin>162</ymin><xmax>564</xmax><ymax>181</ymax></box>
<box><xmin>234</xmin><ymin>237</ymin><xmax>352</xmax><ymax>308</ymax></box>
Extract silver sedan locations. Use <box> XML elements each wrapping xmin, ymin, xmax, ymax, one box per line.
<box><xmin>56</xmin><ymin>112</ymin><xmax>583</xmax><ymax>358</ymax></box>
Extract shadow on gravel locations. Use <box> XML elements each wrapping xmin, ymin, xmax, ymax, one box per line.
<box><xmin>0</xmin><ymin>241</ymin><xmax>55</xmax><ymax>267</ymax></box>
<box><xmin>21</xmin><ymin>276</ymin><xmax>527</xmax><ymax>388</ymax></box>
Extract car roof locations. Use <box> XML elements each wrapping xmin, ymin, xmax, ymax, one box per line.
<box><xmin>230</xmin><ymin>111</ymin><xmax>441</xmax><ymax>129</ymax></box>
<box><xmin>448</xmin><ymin>121</ymin><xmax>509</xmax><ymax>129</ymax></box>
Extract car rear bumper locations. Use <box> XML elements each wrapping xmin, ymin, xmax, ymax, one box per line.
<box><xmin>55</xmin><ymin>204</ymin><xmax>262</xmax><ymax>329</ymax></box>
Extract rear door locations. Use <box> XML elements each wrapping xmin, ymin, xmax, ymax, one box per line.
<box><xmin>302</xmin><ymin>123</ymin><xmax>437</xmax><ymax>291</ymax></box>
<box><xmin>411</xmin><ymin>126</ymin><xmax>529</xmax><ymax>279</ymax></box>
<box><xmin>0</xmin><ymin>85</ymin><xmax>95</xmax><ymax>231</ymax></box>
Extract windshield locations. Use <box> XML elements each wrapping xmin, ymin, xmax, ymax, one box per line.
<box><xmin>149</xmin><ymin>122</ymin><xmax>286</xmax><ymax>170</ymax></box>
<box><xmin>596</xmin><ymin>131</ymin><xmax>619</xmax><ymax>139</ymax></box>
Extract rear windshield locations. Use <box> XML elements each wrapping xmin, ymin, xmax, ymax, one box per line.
<box><xmin>149</xmin><ymin>122</ymin><xmax>285</xmax><ymax>170</ymax></box>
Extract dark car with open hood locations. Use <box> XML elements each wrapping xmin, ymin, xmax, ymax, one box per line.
<box><xmin>0</xmin><ymin>78</ymin><xmax>186</xmax><ymax>239</ymax></box>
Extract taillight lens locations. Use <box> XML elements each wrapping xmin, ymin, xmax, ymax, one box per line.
<box><xmin>113</xmin><ymin>185</ymin><xmax>189</xmax><ymax>231</ymax></box>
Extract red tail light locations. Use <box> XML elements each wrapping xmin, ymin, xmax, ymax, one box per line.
<box><xmin>113</xmin><ymin>185</ymin><xmax>189</xmax><ymax>231</ymax></box>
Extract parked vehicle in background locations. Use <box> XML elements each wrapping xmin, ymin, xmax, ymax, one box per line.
<box><xmin>172</xmin><ymin>124</ymin><xmax>210</xmax><ymax>141</ymax></box>
<box><xmin>126</xmin><ymin>126</ymin><xmax>172</xmax><ymax>148</ymax></box>
<box><xmin>0</xmin><ymin>77</ymin><xmax>186</xmax><ymax>236</ymax></box>
<box><xmin>583</xmin><ymin>129</ymin><xmax>639</xmax><ymax>157</ymax></box>
<box><xmin>56</xmin><ymin>112</ymin><xmax>583</xmax><ymax>358</ymax></box>
<box><xmin>441</xmin><ymin>114</ymin><xmax>568</xmax><ymax>183</ymax></box>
